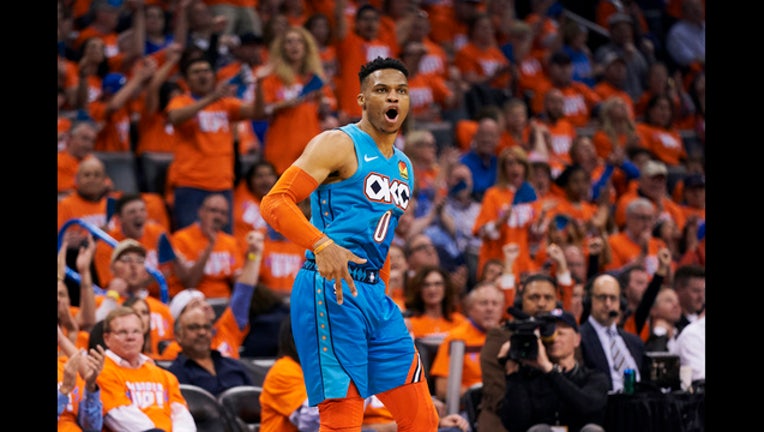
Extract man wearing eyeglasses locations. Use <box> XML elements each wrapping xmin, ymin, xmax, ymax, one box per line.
<box><xmin>580</xmin><ymin>273</ymin><xmax>646</xmax><ymax>393</ymax></box>
<box><xmin>98</xmin><ymin>306</ymin><xmax>197</xmax><ymax>431</ymax></box>
<box><xmin>166</xmin><ymin>303</ymin><xmax>254</xmax><ymax>397</ymax></box>
<box><xmin>94</xmin><ymin>239</ymin><xmax>176</xmax><ymax>360</ymax></box>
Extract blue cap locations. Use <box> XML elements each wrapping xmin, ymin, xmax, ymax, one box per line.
<box><xmin>102</xmin><ymin>72</ymin><xmax>126</xmax><ymax>95</ymax></box>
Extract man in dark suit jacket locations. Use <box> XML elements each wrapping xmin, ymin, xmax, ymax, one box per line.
<box><xmin>580</xmin><ymin>273</ymin><xmax>646</xmax><ymax>393</ymax></box>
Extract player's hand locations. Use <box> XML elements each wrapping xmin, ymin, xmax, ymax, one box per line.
<box><xmin>313</xmin><ymin>240</ymin><xmax>367</xmax><ymax>305</ymax></box>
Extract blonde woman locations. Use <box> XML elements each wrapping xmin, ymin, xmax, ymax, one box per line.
<box><xmin>255</xmin><ymin>26</ymin><xmax>338</xmax><ymax>174</ymax></box>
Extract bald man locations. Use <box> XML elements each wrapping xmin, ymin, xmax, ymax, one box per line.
<box><xmin>579</xmin><ymin>273</ymin><xmax>646</xmax><ymax>393</ymax></box>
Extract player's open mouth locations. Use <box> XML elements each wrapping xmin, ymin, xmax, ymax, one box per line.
<box><xmin>385</xmin><ymin>108</ymin><xmax>398</xmax><ymax>121</ymax></box>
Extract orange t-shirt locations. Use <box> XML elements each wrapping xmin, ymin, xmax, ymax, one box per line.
<box><xmin>166</xmin><ymin>93</ymin><xmax>245</xmax><ymax>190</ymax></box>
<box><xmin>232</xmin><ymin>180</ymin><xmax>269</xmax><ymax>252</ymax></box>
<box><xmin>334</xmin><ymin>32</ymin><xmax>395</xmax><ymax>120</ymax></box>
<box><xmin>171</xmin><ymin>223</ymin><xmax>244</xmax><ymax>299</ymax></box>
<box><xmin>429</xmin><ymin>320</ymin><xmax>487</xmax><ymax>392</ymax></box>
<box><xmin>58</xmin><ymin>193</ymin><xmax>109</xmax><ymax>235</ymax></box>
<box><xmin>260</xmin><ymin>356</ymin><xmax>306</xmax><ymax>432</ymax></box>
<box><xmin>604</xmin><ymin>231</ymin><xmax>668</xmax><ymax>277</ymax></box>
<box><xmin>472</xmin><ymin>186</ymin><xmax>539</xmax><ymax>279</ymax></box>
<box><xmin>260</xmin><ymin>73</ymin><xmax>336</xmax><ymax>174</ymax></box>
<box><xmin>532</xmin><ymin>82</ymin><xmax>603</xmax><ymax>127</ymax></box>
<box><xmin>408</xmin><ymin>312</ymin><xmax>467</xmax><ymax>340</ymax></box>
<box><xmin>260</xmin><ymin>231</ymin><xmax>307</xmax><ymax>295</ymax></box>
<box><xmin>453</xmin><ymin>42</ymin><xmax>512</xmax><ymax>90</ymax></box>
<box><xmin>635</xmin><ymin>122</ymin><xmax>686</xmax><ymax>167</ymax></box>
<box><xmin>407</xmin><ymin>72</ymin><xmax>453</xmax><ymax>121</ymax></box>
<box><xmin>593</xmin><ymin>83</ymin><xmax>636</xmax><ymax>119</ymax></box>
<box><xmin>89</xmin><ymin>99</ymin><xmax>133</xmax><ymax>152</ymax></box>
<box><xmin>135</xmin><ymin>99</ymin><xmax>177</xmax><ymax>155</ymax></box>
<box><xmin>98</xmin><ymin>353</ymin><xmax>189</xmax><ymax>432</ymax></box>
<box><xmin>58</xmin><ymin>152</ymin><xmax>94</xmax><ymax>195</ymax></box>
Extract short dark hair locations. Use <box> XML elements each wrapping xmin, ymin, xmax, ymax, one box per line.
<box><xmin>355</xmin><ymin>3</ymin><xmax>379</xmax><ymax>21</ymax></box>
<box><xmin>521</xmin><ymin>273</ymin><xmax>558</xmax><ymax>292</ymax></box>
<box><xmin>179</xmin><ymin>47</ymin><xmax>211</xmax><ymax>77</ymax></box>
<box><xmin>115</xmin><ymin>193</ymin><xmax>144</xmax><ymax>216</ymax></box>
<box><xmin>673</xmin><ymin>265</ymin><xmax>705</xmax><ymax>289</ymax></box>
<box><xmin>358</xmin><ymin>57</ymin><xmax>409</xmax><ymax>86</ymax></box>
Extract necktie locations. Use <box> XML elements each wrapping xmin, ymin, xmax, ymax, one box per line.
<box><xmin>608</xmin><ymin>328</ymin><xmax>626</xmax><ymax>373</ymax></box>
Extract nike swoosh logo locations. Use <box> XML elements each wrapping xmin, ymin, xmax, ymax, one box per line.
<box><xmin>364</xmin><ymin>154</ymin><xmax>379</xmax><ymax>162</ymax></box>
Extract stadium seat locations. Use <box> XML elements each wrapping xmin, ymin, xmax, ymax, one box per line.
<box><xmin>139</xmin><ymin>151</ymin><xmax>174</xmax><ymax>194</ymax></box>
<box><xmin>93</xmin><ymin>151</ymin><xmax>139</xmax><ymax>194</ymax></box>
<box><xmin>179</xmin><ymin>384</ymin><xmax>239</xmax><ymax>432</ymax></box>
<box><xmin>218</xmin><ymin>385</ymin><xmax>263</xmax><ymax>432</ymax></box>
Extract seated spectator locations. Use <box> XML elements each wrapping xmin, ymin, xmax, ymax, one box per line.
<box><xmin>430</xmin><ymin>281</ymin><xmax>505</xmax><ymax>400</ymax></box>
<box><xmin>97</xmin><ymin>307</ymin><xmax>196</xmax><ymax>431</ymax></box>
<box><xmin>260</xmin><ymin>313</ymin><xmax>319</xmax><ymax>431</ymax></box>
<box><xmin>94</xmin><ymin>239</ymin><xmax>176</xmax><ymax>360</ymax></box>
<box><xmin>58</xmin><ymin>156</ymin><xmax>115</xmax><ymax>303</ymax></box>
<box><xmin>93</xmin><ymin>193</ymin><xmax>193</xmax><ymax>300</ymax></box>
<box><xmin>404</xmin><ymin>266</ymin><xmax>467</xmax><ymax>340</ymax></box>
<box><xmin>166</xmin><ymin>298</ymin><xmax>255</xmax><ymax>396</ymax></box>
<box><xmin>497</xmin><ymin>308</ymin><xmax>609</xmax><ymax>432</ymax></box>
<box><xmin>240</xmin><ymin>282</ymin><xmax>292</xmax><ymax>358</ymax></box>
<box><xmin>58</xmin><ymin>120</ymin><xmax>98</xmax><ymax>199</ymax></box>
<box><xmin>164</xmin><ymin>230</ymin><xmax>265</xmax><ymax>360</ymax></box>
<box><xmin>58</xmin><ymin>324</ymin><xmax>105</xmax><ymax>432</ymax></box>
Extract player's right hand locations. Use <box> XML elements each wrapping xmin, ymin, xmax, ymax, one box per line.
<box><xmin>314</xmin><ymin>241</ymin><xmax>367</xmax><ymax>305</ymax></box>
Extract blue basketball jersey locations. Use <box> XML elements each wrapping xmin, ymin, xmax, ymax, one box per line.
<box><xmin>307</xmin><ymin>123</ymin><xmax>414</xmax><ymax>270</ymax></box>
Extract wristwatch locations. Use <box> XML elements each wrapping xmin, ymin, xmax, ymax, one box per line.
<box><xmin>549</xmin><ymin>364</ymin><xmax>562</xmax><ymax>374</ymax></box>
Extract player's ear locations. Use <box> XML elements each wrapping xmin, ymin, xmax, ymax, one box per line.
<box><xmin>357</xmin><ymin>93</ymin><xmax>365</xmax><ymax>109</ymax></box>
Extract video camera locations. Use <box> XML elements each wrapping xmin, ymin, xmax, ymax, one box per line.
<box><xmin>505</xmin><ymin>307</ymin><xmax>557</xmax><ymax>361</ymax></box>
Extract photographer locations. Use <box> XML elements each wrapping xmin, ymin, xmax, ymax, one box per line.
<box><xmin>498</xmin><ymin>309</ymin><xmax>609</xmax><ymax>432</ymax></box>
<box><xmin>479</xmin><ymin>247</ymin><xmax>574</xmax><ymax>432</ymax></box>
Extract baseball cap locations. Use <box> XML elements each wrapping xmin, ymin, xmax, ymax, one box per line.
<box><xmin>641</xmin><ymin>160</ymin><xmax>668</xmax><ymax>178</ymax></box>
<box><xmin>169</xmin><ymin>289</ymin><xmax>206</xmax><ymax>320</ymax></box>
<box><xmin>547</xmin><ymin>308</ymin><xmax>579</xmax><ymax>332</ymax></box>
<box><xmin>684</xmin><ymin>173</ymin><xmax>705</xmax><ymax>189</ymax></box>
<box><xmin>110</xmin><ymin>239</ymin><xmax>146</xmax><ymax>265</ymax></box>
<box><xmin>102</xmin><ymin>72</ymin><xmax>127</xmax><ymax>95</ymax></box>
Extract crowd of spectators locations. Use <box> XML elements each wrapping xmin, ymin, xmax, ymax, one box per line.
<box><xmin>57</xmin><ymin>0</ymin><xmax>705</xmax><ymax>430</ymax></box>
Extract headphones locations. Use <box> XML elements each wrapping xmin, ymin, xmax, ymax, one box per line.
<box><xmin>510</xmin><ymin>273</ymin><xmax>564</xmax><ymax>316</ymax></box>
<box><xmin>580</xmin><ymin>271</ymin><xmax>629</xmax><ymax>324</ymax></box>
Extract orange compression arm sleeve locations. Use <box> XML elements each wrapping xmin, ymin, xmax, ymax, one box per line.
<box><xmin>260</xmin><ymin>165</ymin><xmax>325</xmax><ymax>251</ymax></box>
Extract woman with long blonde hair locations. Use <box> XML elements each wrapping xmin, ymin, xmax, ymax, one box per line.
<box><xmin>255</xmin><ymin>26</ymin><xmax>338</xmax><ymax>174</ymax></box>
